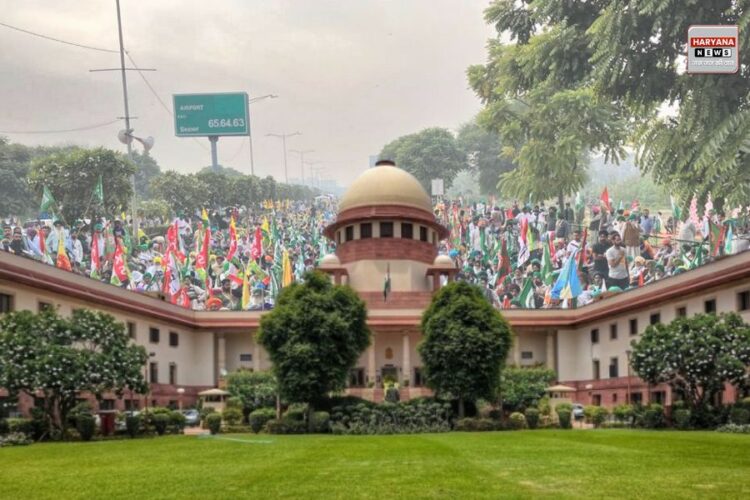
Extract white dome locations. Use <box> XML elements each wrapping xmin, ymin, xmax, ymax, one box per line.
<box><xmin>319</xmin><ymin>254</ymin><xmax>341</xmax><ymax>268</ymax></box>
<box><xmin>433</xmin><ymin>254</ymin><xmax>455</xmax><ymax>268</ymax></box>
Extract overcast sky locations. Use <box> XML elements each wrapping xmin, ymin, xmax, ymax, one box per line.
<box><xmin>0</xmin><ymin>0</ymin><xmax>495</xmax><ymax>187</ymax></box>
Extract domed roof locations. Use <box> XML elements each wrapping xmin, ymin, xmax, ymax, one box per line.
<box><xmin>339</xmin><ymin>164</ymin><xmax>432</xmax><ymax>213</ymax></box>
<box><xmin>319</xmin><ymin>253</ymin><xmax>341</xmax><ymax>268</ymax></box>
<box><xmin>433</xmin><ymin>254</ymin><xmax>455</xmax><ymax>268</ymax></box>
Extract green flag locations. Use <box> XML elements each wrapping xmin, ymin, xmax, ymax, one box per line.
<box><xmin>93</xmin><ymin>175</ymin><xmax>104</xmax><ymax>204</ymax></box>
<box><xmin>541</xmin><ymin>242</ymin><xmax>554</xmax><ymax>285</ymax></box>
<box><xmin>518</xmin><ymin>278</ymin><xmax>536</xmax><ymax>309</ymax></box>
<box><xmin>40</xmin><ymin>186</ymin><xmax>56</xmax><ymax>212</ymax></box>
<box><xmin>670</xmin><ymin>195</ymin><xmax>682</xmax><ymax>221</ymax></box>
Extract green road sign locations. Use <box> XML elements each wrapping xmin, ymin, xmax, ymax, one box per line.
<box><xmin>173</xmin><ymin>92</ymin><xmax>249</xmax><ymax>137</ymax></box>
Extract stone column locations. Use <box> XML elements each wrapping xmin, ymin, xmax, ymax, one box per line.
<box><xmin>253</xmin><ymin>333</ymin><xmax>261</xmax><ymax>372</ymax></box>
<box><xmin>546</xmin><ymin>331</ymin><xmax>556</xmax><ymax>372</ymax></box>
<box><xmin>402</xmin><ymin>333</ymin><xmax>411</xmax><ymax>384</ymax></box>
<box><xmin>367</xmin><ymin>343</ymin><xmax>376</xmax><ymax>385</ymax></box>
<box><xmin>217</xmin><ymin>333</ymin><xmax>227</xmax><ymax>381</ymax></box>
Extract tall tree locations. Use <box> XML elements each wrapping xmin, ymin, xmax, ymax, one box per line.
<box><xmin>150</xmin><ymin>171</ymin><xmax>210</xmax><ymax>215</ymax></box>
<box><xmin>0</xmin><ymin>138</ymin><xmax>34</xmax><ymax>217</ymax></box>
<box><xmin>379</xmin><ymin>128</ymin><xmax>466</xmax><ymax>192</ymax></box>
<box><xmin>467</xmin><ymin>1</ymin><xmax>627</xmax><ymax>205</ymax></box>
<box><xmin>258</xmin><ymin>271</ymin><xmax>370</xmax><ymax>429</ymax></box>
<box><xmin>631</xmin><ymin>313</ymin><xmax>750</xmax><ymax>421</ymax></box>
<box><xmin>28</xmin><ymin>147</ymin><xmax>135</xmax><ymax>223</ymax></box>
<box><xmin>131</xmin><ymin>150</ymin><xmax>161</xmax><ymax>199</ymax></box>
<box><xmin>419</xmin><ymin>281</ymin><xmax>513</xmax><ymax>417</ymax></box>
<box><xmin>456</xmin><ymin>120</ymin><xmax>516</xmax><ymax>196</ymax></box>
<box><xmin>498</xmin><ymin>366</ymin><xmax>557</xmax><ymax>412</ymax></box>
<box><xmin>226</xmin><ymin>370</ymin><xmax>277</xmax><ymax>418</ymax></box>
<box><xmin>0</xmin><ymin>309</ymin><xmax>148</xmax><ymax>438</ymax></box>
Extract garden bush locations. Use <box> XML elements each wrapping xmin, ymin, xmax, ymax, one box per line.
<box><xmin>125</xmin><ymin>414</ymin><xmax>141</xmax><ymax>438</ymax></box>
<box><xmin>7</xmin><ymin>418</ymin><xmax>35</xmax><ymax>437</ymax></box>
<box><xmin>169</xmin><ymin>411</ymin><xmax>186</xmax><ymax>433</ymax></box>
<box><xmin>0</xmin><ymin>432</ymin><xmax>32</xmax><ymax>447</ymax></box>
<box><xmin>153</xmin><ymin>414</ymin><xmax>170</xmax><ymax>436</ymax></box>
<box><xmin>249</xmin><ymin>408</ymin><xmax>276</xmax><ymax>434</ymax></box>
<box><xmin>224</xmin><ymin>425</ymin><xmax>254</xmax><ymax>433</ymax></box>
<box><xmin>265</xmin><ymin>419</ymin><xmax>307</xmax><ymax>434</ymax></box>
<box><xmin>591</xmin><ymin>407</ymin><xmax>609</xmax><ymax>428</ymax></box>
<box><xmin>67</xmin><ymin>402</ymin><xmax>94</xmax><ymax>429</ymax></box>
<box><xmin>524</xmin><ymin>408</ymin><xmax>540</xmax><ymax>429</ymax></box>
<box><xmin>454</xmin><ymin>418</ymin><xmax>498</xmax><ymax>432</ymax></box>
<box><xmin>384</xmin><ymin>386</ymin><xmax>400</xmax><ymax>403</ymax></box>
<box><xmin>222</xmin><ymin>407</ymin><xmax>243</xmax><ymax>426</ymax></box>
<box><xmin>0</xmin><ymin>418</ymin><xmax>9</xmax><ymax>435</ymax></box>
<box><xmin>206</xmin><ymin>414</ymin><xmax>222</xmax><ymax>435</ymax></box>
<box><xmin>508</xmin><ymin>412</ymin><xmax>527</xmax><ymax>430</ymax></box>
<box><xmin>673</xmin><ymin>409</ymin><xmax>692</xmax><ymax>430</ymax></box>
<box><xmin>641</xmin><ymin>404</ymin><xmax>664</xmax><ymax>429</ymax></box>
<box><xmin>200</xmin><ymin>407</ymin><xmax>216</xmax><ymax>427</ymax></box>
<box><xmin>729</xmin><ymin>407</ymin><xmax>750</xmax><ymax>426</ymax></box>
<box><xmin>330</xmin><ymin>399</ymin><xmax>452</xmax><ymax>435</ymax></box>
<box><xmin>283</xmin><ymin>405</ymin><xmax>306</xmax><ymax>422</ymax></box>
<box><xmin>716</xmin><ymin>423</ymin><xmax>750</xmax><ymax>433</ymax></box>
<box><xmin>556</xmin><ymin>408</ymin><xmax>572</xmax><ymax>429</ymax></box>
<box><xmin>311</xmin><ymin>411</ymin><xmax>331</xmax><ymax>433</ymax></box>
<box><xmin>76</xmin><ymin>414</ymin><xmax>96</xmax><ymax>442</ymax></box>
<box><xmin>613</xmin><ymin>404</ymin><xmax>634</xmax><ymax>425</ymax></box>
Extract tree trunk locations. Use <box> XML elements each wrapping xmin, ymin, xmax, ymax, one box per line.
<box><xmin>558</xmin><ymin>192</ymin><xmax>565</xmax><ymax>210</ymax></box>
<box><xmin>458</xmin><ymin>397</ymin><xmax>465</xmax><ymax>419</ymax></box>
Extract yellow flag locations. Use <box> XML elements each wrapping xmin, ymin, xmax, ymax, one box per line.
<box><xmin>241</xmin><ymin>270</ymin><xmax>250</xmax><ymax>309</ymax></box>
<box><xmin>282</xmin><ymin>249</ymin><xmax>293</xmax><ymax>287</ymax></box>
<box><xmin>261</xmin><ymin>217</ymin><xmax>269</xmax><ymax>234</ymax></box>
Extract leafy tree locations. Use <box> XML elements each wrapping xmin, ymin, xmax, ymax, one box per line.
<box><xmin>631</xmin><ymin>313</ymin><xmax>750</xmax><ymax>417</ymax></box>
<box><xmin>138</xmin><ymin>199</ymin><xmax>172</xmax><ymax>221</ymax></box>
<box><xmin>0</xmin><ymin>309</ymin><xmax>148</xmax><ymax>438</ymax></box>
<box><xmin>418</xmin><ymin>281</ymin><xmax>513</xmax><ymax>417</ymax></box>
<box><xmin>131</xmin><ymin>150</ymin><xmax>161</xmax><ymax>199</ymax></box>
<box><xmin>498</xmin><ymin>366</ymin><xmax>557</xmax><ymax>412</ymax></box>
<box><xmin>150</xmin><ymin>171</ymin><xmax>210</xmax><ymax>215</ymax></box>
<box><xmin>229</xmin><ymin>175</ymin><xmax>262</xmax><ymax>206</ymax></box>
<box><xmin>195</xmin><ymin>171</ymin><xmax>233</xmax><ymax>209</ymax></box>
<box><xmin>258</xmin><ymin>271</ymin><xmax>370</xmax><ymax>429</ymax></box>
<box><xmin>379</xmin><ymin>128</ymin><xmax>466</xmax><ymax>191</ymax></box>
<box><xmin>467</xmin><ymin>1</ymin><xmax>627</xmax><ymax>205</ymax></box>
<box><xmin>587</xmin><ymin>0</ymin><xmax>750</xmax><ymax>211</ymax></box>
<box><xmin>260</xmin><ymin>176</ymin><xmax>277</xmax><ymax>200</ymax></box>
<box><xmin>198</xmin><ymin>165</ymin><xmax>246</xmax><ymax>178</ymax></box>
<box><xmin>0</xmin><ymin>138</ymin><xmax>34</xmax><ymax>217</ymax></box>
<box><xmin>457</xmin><ymin>120</ymin><xmax>515</xmax><ymax>196</ymax></box>
<box><xmin>226</xmin><ymin>370</ymin><xmax>277</xmax><ymax>417</ymax></box>
<box><xmin>28</xmin><ymin>147</ymin><xmax>135</xmax><ymax>223</ymax></box>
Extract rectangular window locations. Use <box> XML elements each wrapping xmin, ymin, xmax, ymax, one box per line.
<box><xmin>38</xmin><ymin>301</ymin><xmax>53</xmax><ymax>312</ymax></box>
<box><xmin>239</xmin><ymin>353</ymin><xmax>253</xmax><ymax>362</ymax></box>
<box><xmin>704</xmin><ymin>298</ymin><xmax>716</xmax><ymax>314</ymax></box>
<box><xmin>651</xmin><ymin>391</ymin><xmax>666</xmax><ymax>405</ymax></box>
<box><xmin>630</xmin><ymin>392</ymin><xmax>643</xmax><ymax>405</ymax></box>
<box><xmin>592</xmin><ymin>360</ymin><xmax>600</xmax><ymax>380</ymax></box>
<box><xmin>169</xmin><ymin>331</ymin><xmax>179</xmax><ymax>347</ymax></box>
<box><xmin>676</xmin><ymin>306</ymin><xmax>687</xmax><ymax>318</ymax></box>
<box><xmin>590</xmin><ymin>328</ymin><xmax>599</xmax><ymax>344</ymax></box>
<box><xmin>345</xmin><ymin>226</ymin><xmax>354</xmax><ymax>242</ymax></box>
<box><xmin>609</xmin><ymin>357</ymin><xmax>619</xmax><ymax>378</ymax></box>
<box><xmin>738</xmin><ymin>291</ymin><xmax>750</xmax><ymax>312</ymax></box>
<box><xmin>610</xmin><ymin>324</ymin><xmax>618</xmax><ymax>340</ymax></box>
<box><xmin>149</xmin><ymin>362</ymin><xmax>158</xmax><ymax>384</ymax></box>
<box><xmin>100</xmin><ymin>399</ymin><xmax>115</xmax><ymax>411</ymax></box>
<box><xmin>380</xmin><ymin>222</ymin><xmax>393</xmax><ymax>238</ymax></box>
<box><xmin>0</xmin><ymin>293</ymin><xmax>13</xmax><ymax>313</ymax></box>
<box><xmin>401</xmin><ymin>223</ymin><xmax>413</xmax><ymax>239</ymax></box>
<box><xmin>414</xmin><ymin>367</ymin><xmax>424</xmax><ymax>387</ymax></box>
<box><xmin>612</xmin><ymin>393</ymin><xmax>618</xmax><ymax>404</ymax></box>
<box><xmin>629</xmin><ymin>318</ymin><xmax>638</xmax><ymax>336</ymax></box>
<box><xmin>127</xmin><ymin>322</ymin><xmax>136</xmax><ymax>340</ymax></box>
<box><xmin>592</xmin><ymin>394</ymin><xmax>602</xmax><ymax>406</ymax></box>
<box><xmin>360</xmin><ymin>223</ymin><xmax>372</xmax><ymax>239</ymax></box>
<box><xmin>649</xmin><ymin>313</ymin><xmax>661</xmax><ymax>325</ymax></box>
<box><xmin>521</xmin><ymin>351</ymin><xmax>533</xmax><ymax>360</ymax></box>
<box><xmin>420</xmin><ymin>226</ymin><xmax>428</xmax><ymax>242</ymax></box>
<box><xmin>124</xmin><ymin>399</ymin><xmax>140</xmax><ymax>411</ymax></box>
<box><xmin>348</xmin><ymin>368</ymin><xmax>365</xmax><ymax>388</ymax></box>
<box><xmin>169</xmin><ymin>363</ymin><xmax>177</xmax><ymax>385</ymax></box>
<box><xmin>149</xmin><ymin>327</ymin><xmax>160</xmax><ymax>344</ymax></box>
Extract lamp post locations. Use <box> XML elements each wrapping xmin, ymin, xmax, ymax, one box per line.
<box><xmin>290</xmin><ymin>149</ymin><xmax>314</xmax><ymax>185</ymax></box>
<box><xmin>625</xmin><ymin>349</ymin><xmax>632</xmax><ymax>404</ymax></box>
<box><xmin>247</xmin><ymin>94</ymin><xmax>278</xmax><ymax>176</ymax></box>
<box><xmin>266</xmin><ymin>132</ymin><xmax>301</xmax><ymax>183</ymax></box>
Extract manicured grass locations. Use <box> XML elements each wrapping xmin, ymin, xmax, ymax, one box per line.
<box><xmin>1</xmin><ymin>430</ymin><xmax>749</xmax><ymax>499</ymax></box>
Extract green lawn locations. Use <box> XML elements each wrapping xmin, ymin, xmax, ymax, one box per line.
<box><xmin>1</xmin><ymin>430</ymin><xmax>748</xmax><ymax>499</ymax></box>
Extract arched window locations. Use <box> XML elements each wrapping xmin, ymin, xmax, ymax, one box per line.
<box><xmin>385</xmin><ymin>347</ymin><xmax>393</xmax><ymax>360</ymax></box>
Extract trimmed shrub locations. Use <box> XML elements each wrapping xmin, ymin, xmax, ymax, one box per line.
<box><xmin>591</xmin><ymin>407</ymin><xmax>609</xmax><ymax>428</ymax></box>
<box><xmin>0</xmin><ymin>432</ymin><xmax>32</xmax><ymax>447</ymax></box>
<box><xmin>0</xmin><ymin>418</ymin><xmax>9</xmax><ymax>435</ymax></box>
<box><xmin>125</xmin><ymin>414</ymin><xmax>141</xmax><ymax>438</ymax></box>
<box><xmin>207</xmin><ymin>414</ymin><xmax>222</xmax><ymax>435</ymax></box>
<box><xmin>716</xmin><ymin>424</ymin><xmax>750</xmax><ymax>433</ymax></box>
<box><xmin>641</xmin><ymin>404</ymin><xmax>664</xmax><ymax>429</ymax></box>
<box><xmin>454</xmin><ymin>418</ymin><xmax>498</xmax><ymax>432</ymax></box>
<box><xmin>283</xmin><ymin>406</ymin><xmax>306</xmax><ymax>422</ymax></box>
<box><xmin>556</xmin><ymin>408</ymin><xmax>572</xmax><ymax>429</ymax></box>
<box><xmin>170</xmin><ymin>411</ymin><xmax>186</xmax><ymax>433</ymax></box>
<box><xmin>729</xmin><ymin>407</ymin><xmax>750</xmax><ymax>426</ymax></box>
<box><xmin>265</xmin><ymin>419</ymin><xmax>307</xmax><ymax>434</ymax></box>
<box><xmin>7</xmin><ymin>418</ymin><xmax>34</xmax><ymax>436</ymax></box>
<box><xmin>200</xmin><ymin>407</ymin><xmax>216</xmax><ymax>427</ymax></box>
<box><xmin>613</xmin><ymin>404</ymin><xmax>634</xmax><ymax>425</ymax></box>
<box><xmin>740</xmin><ymin>397</ymin><xmax>750</xmax><ymax>409</ymax></box>
<box><xmin>67</xmin><ymin>402</ymin><xmax>94</xmax><ymax>429</ymax></box>
<box><xmin>249</xmin><ymin>408</ymin><xmax>276</xmax><ymax>434</ymax></box>
<box><xmin>524</xmin><ymin>408</ymin><xmax>540</xmax><ymax>429</ymax></box>
<box><xmin>226</xmin><ymin>396</ymin><xmax>243</xmax><ymax>410</ymax></box>
<box><xmin>330</xmin><ymin>399</ymin><xmax>452</xmax><ymax>435</ymax></box>
<box><xmin>153</xmin><ymin>414</ymin><xmax>170</xmax><ymax>436</ymax></box>
<box><xmin>385</xmin><ymin>386</ymin><xmax>400</xmax><ymax>403</ymax></box>
<box><xmin>311</xmin><ymin>411</ymin><xmax>331</xmax><ymax>433</ymax></box>
<box><xmin>224</xmin><ymin>425</ymin><xmax>254</xmax><ymax>433</ymax></box>
<box><xmin>222</xmin><ymin>407</ymin><xmax>243</xmax><ymax>426</ymax></box>
<box><xmin>508</xmin><ymin>412</ymin><xmax>527</xmax><ymax>430</ymax></box>
<box><xmin>76</xmin><ymin>414</ymin><xmax>96</xmax><ymax>442</ymax></box>
<box><xmin>673</xmin><ymin>409</ymin><xmax>692</xmax><ymax>430</ymax></box>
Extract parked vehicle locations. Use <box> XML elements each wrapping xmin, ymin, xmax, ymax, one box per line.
<box><xmin>182</xmin><ymin>409</ymin><xmax>200</xmax><ymax>427</ymax></box>
<box><xmin>572</xmin><ymin>404</ymin><xmax>585</xmax><ymax>420</ymax></box>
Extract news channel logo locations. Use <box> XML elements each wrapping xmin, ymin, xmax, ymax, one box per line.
<box><xmin>687</xmin><ymin>25</ymin><xmax>739</xmax><ymax>74</ymax></box>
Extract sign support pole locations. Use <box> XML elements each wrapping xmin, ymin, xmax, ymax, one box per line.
<box><xmin>209</xmin><ymin>136</ymin><xmax>219</xmax><ymax>172</ymax></box>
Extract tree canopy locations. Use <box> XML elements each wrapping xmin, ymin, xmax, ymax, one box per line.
<box><xmin>456</xmin><ymin>120</ymin><xmax>515</xmax><ymax>196</ymax></box>
<box><xmin>631</xmin><ymin>313</ymin><xmax>750</xmax><ymax>416</ymax></box>
<box><xmin>0</xmin><ymin>308</ymin><xmax>148</xmax><ymax>438</ymax></box>
<box><xmin>498</xmin><ymin>366</ymin><xmax>557</xmax><ymax>412</ymax></box>
<box><xmin>226</xmin><ymin>370</ymin><xmax>277</xmax><ymax>415</ymax></box>
<box><xmin>418</xmin><ymin>281</ymin><xmax>513</xmax><ymax>417</ymax></box>
<box><xmin>258</xmin><ymin>271</ymin><xmax>370</xmax><ymax>425</ymax></box>
<box><xmin>379</xmin><ymin>127</ymin><xmax>466</xmax><ymax>192</ymax></box>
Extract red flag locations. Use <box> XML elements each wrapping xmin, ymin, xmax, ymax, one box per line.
<box><xmin>112</xmin><ymin>240</ymin><xmax>128</xmax><ymax>283</ymax></box>
<box><xmin>638</xmin><ymin>269</ymin><xmax>645</xmax><ymax>287</ymax></box>
<box><xmin>578</xmin><ymin>229</ymin><xmax>588</xmax><ymax>267</ymax></box>
<box><xmin>90</xmin><ymin>233</ymin><xmax>100</xmax><ymax>274</ymax></box>
<box><xmin>496</xmin><ymin>238</ymin><xmax>511</xmax><ymax>278</ymax></box>
<box><xmin>196</xmin><ymin>226</ymin><xmax>210</xmax><ymax>271</ymax></box>
<box><xmin>502</xmin><ymin>296</ymin><xmax>511</xmax><ymax>309</ymax></box>
<box><xmin>251</xmin><ymin>226</ymin><xmax>263</xmax><ymax>260</ymax></box>
<box><xmin>55</xmin><ymin>234</ymin><xmax>72</xmax><ymax>272</ymax></box>
<box><xmin>519</xmin><ymin>218</ymin><xmax>528</xmax><ymax>245</ymax></box>
<box><xmin>226</xmin><ymin>217</ymin><xmax>238</xmax><ymax>261</ymax></box>
<box><xmin>600</xmin><ymin>187</ymin><xmax>611</xmax><ymax>211</ymax></box>
<box><xmin>548</xmin><ymin>232</ymin><xmax>557</xmax><ymax>261</ymax></box>
<box><xmin>173</xmin><ymin>287</ymin><xmax>190</xmax><ymax>308</ymax></box>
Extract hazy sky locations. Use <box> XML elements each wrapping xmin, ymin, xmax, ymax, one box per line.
<box><xmin>0</xmin><ymin>0</ymin><xmax>495</xmax><ymax>187</ymax></box>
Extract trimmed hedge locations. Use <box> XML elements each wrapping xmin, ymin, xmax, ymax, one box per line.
<box><xmin>249</xmin><ymin>408</ymin><xmax>276</xmax><ymax>434</ymax></box>
<box><xmin>524</xmin><ymin>408</ymin><xmax>540</xmax><ymax>429</ymax></box>
<box><xmin>508</xmin><ymin>412</ymin><xmax>527</xmax><ymax>430</ymax></box>
<box><xmin>207</xmin><ymin>414</ymin><xmax>222</xmax><ymax>435</ymax></box>
<box><xmin>454</xmin><ymin>418</ymin><xmax>499</xmax><ymax>432</ymax></box>
<box><xmin>265</xmin><ymin>419</ymin><xmax>307</xmax><ymax>434</ymax></box>
<box><xmin>76</xmin><ymin>414</ymin><xmax>96</xmax><ymax>442</ymax></box>
<box><xmin>673</xmin><ymin>409</ymin><xmax>692</xmax><ymax>430</ymax></box>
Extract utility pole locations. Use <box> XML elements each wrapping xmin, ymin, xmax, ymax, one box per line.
<box><xmin>247</xmin><ymin>94</ymin><xmax>278</xmax><ymax>177</ymax></box>
<box><xmin>266</xmin><ymin>132</ymin><xmax>300</xmax><ymax>183</ymax></box>
<box><xmin>290</xmin><ymin>149</ymin><xmax>314</xmax><ymax>185</ymax></box>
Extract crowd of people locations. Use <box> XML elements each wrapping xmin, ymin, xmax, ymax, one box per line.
<box><xmin>2</xmin><ymin>194</ymin><xmax>748</xmax><ymax>311</ymax></box>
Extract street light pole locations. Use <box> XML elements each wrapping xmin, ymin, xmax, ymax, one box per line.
<box><xmin>247</xmin><ymin>94</ymin><xmax>278</xmax><ymax>177</ymax></box>
<box><xmin>266</xmin><ymin>132</ymin><xmax>300</xmax><ymax>183</ymax></box>
<box><xmin>290</xmin><ymin>149</ymin><xmax>314</xmax><ymax>185</ymax></box>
